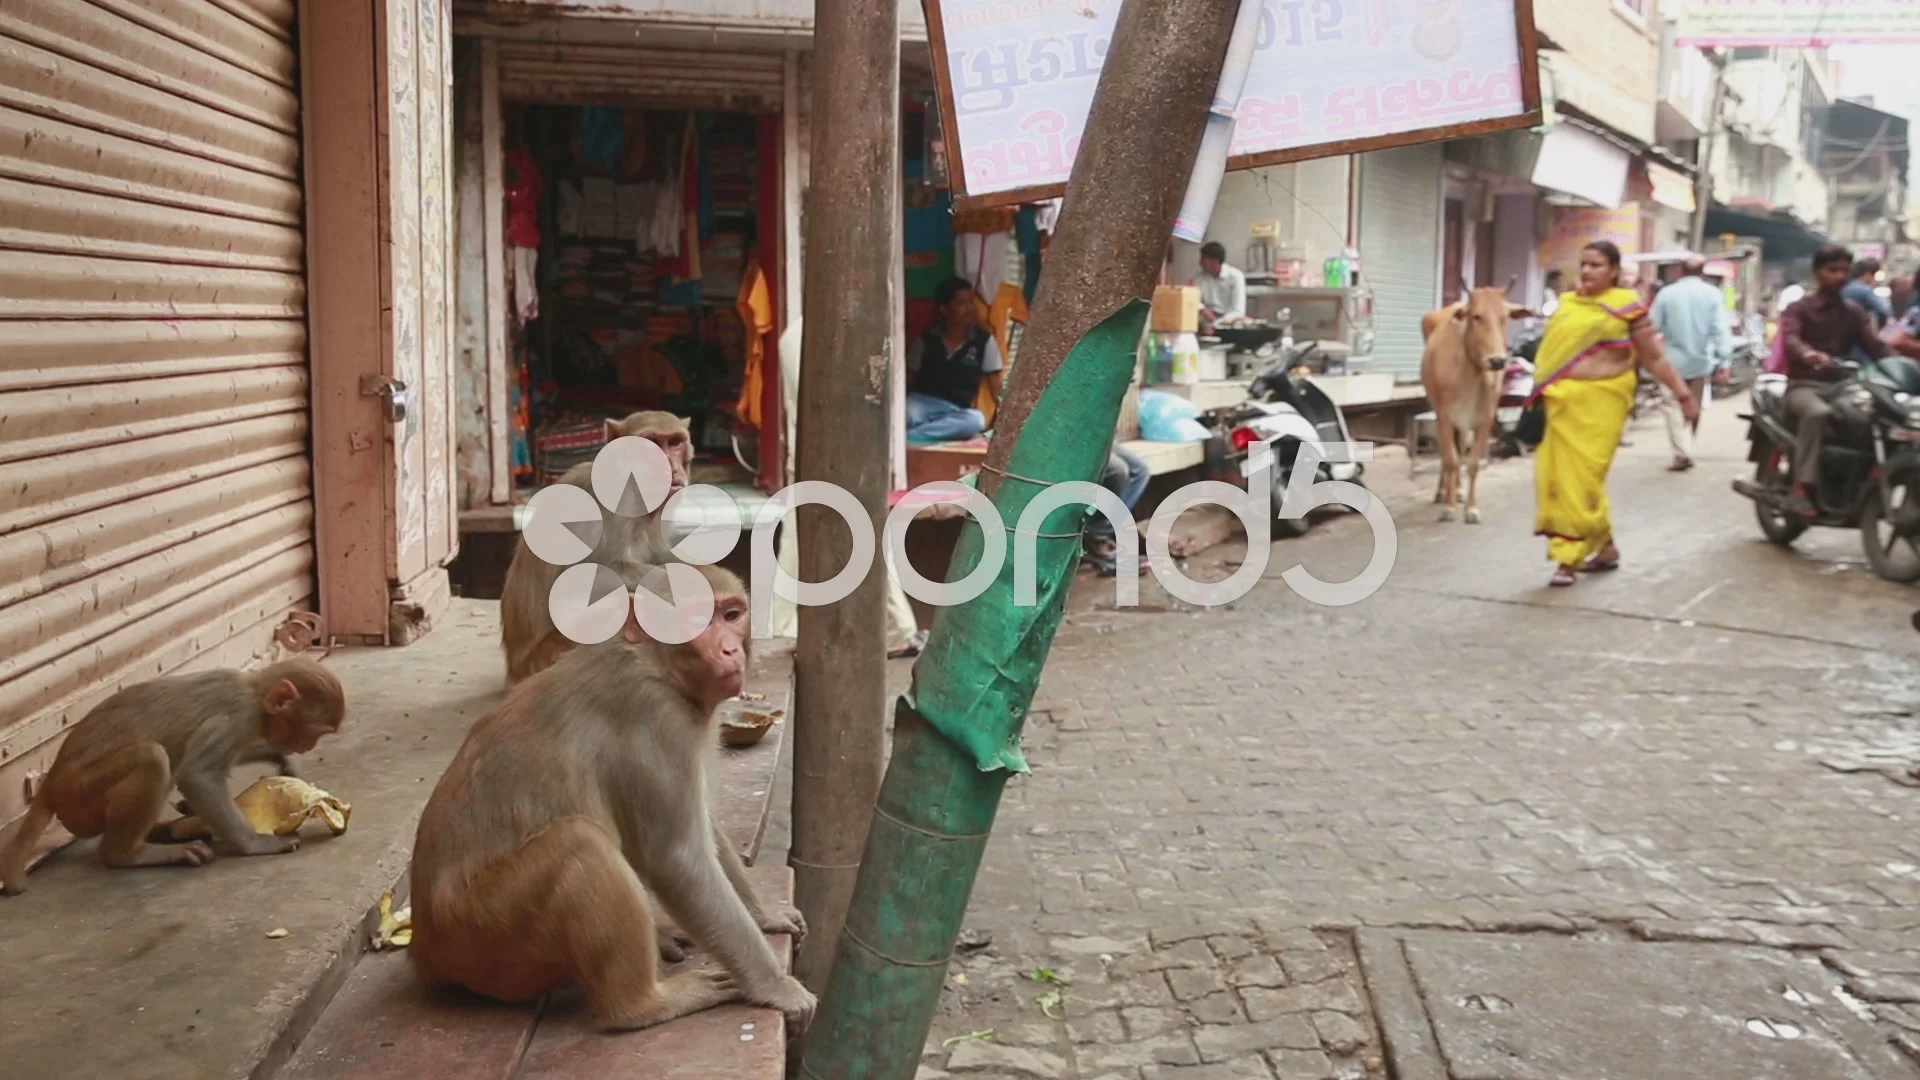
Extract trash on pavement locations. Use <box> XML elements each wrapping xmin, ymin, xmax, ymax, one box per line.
<box><xmin>155</xmin><ymin>776</ymin><xmax>352</xmax><ymax>841</ymax></box>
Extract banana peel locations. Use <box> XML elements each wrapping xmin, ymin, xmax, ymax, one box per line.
<box><xmin>372</xmin><ymin>889</ymin><xmax>412</xmax><ymax>951</ymax></box>
<box><xmin>155</xmin><ymin>776</ymin><xmax>351</xmax><ymax>842</ymax></box>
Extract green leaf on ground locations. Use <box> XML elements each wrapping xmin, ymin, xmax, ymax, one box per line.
<box><xmin>942</xmin><ymin>1028</ymin><xmax>996</xmax><ymax>1048</ymax></box>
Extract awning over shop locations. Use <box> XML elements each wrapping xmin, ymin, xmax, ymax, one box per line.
<box><xmin>1646</xmin><ymin>162</ymin><xmax>1696</xmax><ymax>214</ymax></box>
<box><xmin>1703</xmin><ymin>204</ymin><xmax>1828</xmax><ymax>262</ymax></box>
<box><xmin>1530</xmin><ymin>120</ymin><xmax>1630</xmax><ymax>208</ymax></box>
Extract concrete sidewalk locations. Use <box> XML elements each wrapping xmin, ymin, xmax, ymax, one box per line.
<box><xmin>0</xmin><ymin>602</ymin><xmax>792</xmax><ymax>1080</ymax></box>
<box><xmin>0</xmin><ymin>603</ymin><xmax>504</xmax><ymax>1080</ymax></box>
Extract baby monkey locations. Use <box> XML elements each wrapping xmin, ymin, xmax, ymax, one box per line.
<box><xmin>1</xmin><ymin>659</ymin><xmax>346</xmax><ymax>895</ymax></box>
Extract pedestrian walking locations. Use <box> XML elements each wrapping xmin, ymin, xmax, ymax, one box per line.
<box><xmin>1843</xmin><ymin>257</ymin><xmax>1891</xmax><ymax>336</ymax></box>
<box><xmin>1531</xmin><ymin>242</ymin><xmax>1699</xmax><ymax>588</ymax></box>
<box><xmin>1649</xmin><ymin>256</ymin><xmax>1731</xmax><ymax>471</ymax></box>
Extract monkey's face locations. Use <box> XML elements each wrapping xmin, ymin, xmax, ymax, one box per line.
<box><xmin>616</xmin><ymin>412</ymin><xmax>692</xmax><ymax>496</ymax></box>
<box><xmin>689</xmin><ymin>593</ymin><xmax>749</xmax><ymax>708</ymax></box>
<box><xmin>646</xmin><ymin>428</ymin><xmax>690</xmax><ymax>494</ymax></box>
<box><xmin>265</xmin><ymin>689</ymin><xmax>345</xmax><ymax>754</ymax></box>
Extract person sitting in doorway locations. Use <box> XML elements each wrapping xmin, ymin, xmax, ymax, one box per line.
<box><xmin>1082</xmin><ymin>443</ymin><xmax>1151</xmax><ymax>577</ymax></box>
<box><xmin>907</xmin><ymin>277</ymin><xmax>1003</xmax><ymax>444</ymax></box>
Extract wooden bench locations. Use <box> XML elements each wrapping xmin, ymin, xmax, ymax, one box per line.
<box><xmin>282</xmin><ymin>683</ymin><xmax>794</xmax><ymax>1080</ymax></box>
<box><xmin>1341</xmin><ymin>383</ymin><xmax>1431</xmax><ymax>477</ymax></box>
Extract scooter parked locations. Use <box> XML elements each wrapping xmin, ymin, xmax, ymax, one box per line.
<box><xmin>1492</xmin><ymin>325</ymin><xmax>1541</xmax><ymax>459</ymax></box>
<box><xmin>1204</xmin><ymin>343</ymin><xmax>1366</xmax><ymax>538</ymax></box>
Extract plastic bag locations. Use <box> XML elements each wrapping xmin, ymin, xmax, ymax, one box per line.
<box><xmin>1138</xmin><ymin>388</ymin><xmax>1210</xmax><ymax>443</ymax></box>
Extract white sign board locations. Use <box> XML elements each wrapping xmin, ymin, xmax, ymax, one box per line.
<box><xmin>1674</xmin><ymin>0</ymin><xmax>1920</xmax><ymax>46</ymax></box>
<box><xmin>928</xmin><ymin>0</ymin><xmax>1539</xmax><ymax>208</ymax></box>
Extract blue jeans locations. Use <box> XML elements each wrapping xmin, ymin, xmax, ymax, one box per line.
<box><xmin>906</xmin><ymin>392</ymin><xmax>986</xmax><ymax>443</ymax></box>
<box><xmin>1085</xmin><ymin>445</ymin><xmax>1150</xmax><ymax>544</ymax></box>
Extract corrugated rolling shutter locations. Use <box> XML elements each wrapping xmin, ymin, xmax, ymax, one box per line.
<box><xmin>498</xmin><ymin>41</ymin><xmax>784</xmax><ymax>110</ymax></box>
<box><xmin>1358</xmin><ymin>142</ymin><xmax>1443</xmax><ymax>381</ymax></box>
<box><xmin>0</xmin><ymin>0</ymin><xmax>312</xmax><ymax>822</ymax></box>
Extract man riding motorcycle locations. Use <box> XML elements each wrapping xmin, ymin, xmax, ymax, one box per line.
<box><xmin>1777</xmin><ymin>244</ymin><xmax>1892</xmax><ymax>518</ymax></box>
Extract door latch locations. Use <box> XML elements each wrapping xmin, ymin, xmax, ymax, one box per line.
<box><xmin>359</xmin><ymin>374</ymin><xmax>410</xmax><ymax>424</ymax></box>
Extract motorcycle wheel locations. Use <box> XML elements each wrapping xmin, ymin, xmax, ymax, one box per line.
<box><xmin>1753</xmin><ymin>447</ymin><xmax>1808</xmax><ymax>546</ymax></box>
<box><xmin>1861</xmin><ymin>475</ymin><xmax>1920</xmax><ymax>583</ymax></box>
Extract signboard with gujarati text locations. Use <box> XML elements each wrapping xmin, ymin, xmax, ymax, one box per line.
<box><xmin>1674</xmin><ymin>0</ymin><xmax>1920</xmax><ymax>47</ymax></box>
<box><xmin>926</xmin><ymin>0</ymin><xmax>1541</xmax><ymax>209</ymax></box>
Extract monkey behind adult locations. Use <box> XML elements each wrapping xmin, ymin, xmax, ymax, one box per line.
<box><xmin>499</xmin><ymin>410</ymin><xmax>694</xmax><ymax>687</ymax></box>
<box><xmin>410</xmin><ymin>564</ymin><xmax>815</xmax><ymax>1033</ymax></box>
<box><xmin>1</xmin><ymin>659</ymin><xmax>346</xmax><ymax>895</ymax></box>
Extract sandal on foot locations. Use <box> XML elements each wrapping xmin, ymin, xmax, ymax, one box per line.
<box><xmin>1549</xmin><ymin>566</ymin><xmax>1577</xmax><ymax>587</ymax></box>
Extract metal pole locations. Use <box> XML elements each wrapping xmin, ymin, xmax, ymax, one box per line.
<box><xmin>1691</xmin><ymin>52</ymin><xmax>1727</xmax><ymax>250</ymax></box>
<box><xmin>788</xmin><ymin>0</ymin><xmax>898</xmax><ymax>995</ymax></box>
<box><xmin>798</xmin><ymin>0</ymin><xmax>1236</xmax><ymax>1072</ymax></box>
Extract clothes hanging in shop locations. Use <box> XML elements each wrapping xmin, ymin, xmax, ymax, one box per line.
<box><xmin>1035</xmin><ymin>198</ymin><xmax>1062</xmax><ymax>234</ymax></box>
<box><xmin>578</xmin><ymin>106</ymin><xmax>625</xmax><ymax>170</ymax></box>
<box><xmin>1015</xmin><ymin>205</ymin><xmax>1044</xmax><ymax>304</ymax></box>
<box><xmin>733</xmin><ymin>258</ymin><xmax>775</xmax><ymax>431</ymax></box>
<box><xmin>971</xmin><ymin>282</ymin><xmax>1028</xmax><ymax>427</ymax></box>
<box><xmin>511</xmin><ymin>246</ymin><xmax>539</xmax><ymax>324</ymax></box>
<box><xmin>956</xmin><ymin>232</ymin><xmax>1009</xmax><ymax>299</ymax></box>
<box><xmin>504</xmin><ymin>147</ymin><xmax>543</xmax><ymax>249</ymax></box>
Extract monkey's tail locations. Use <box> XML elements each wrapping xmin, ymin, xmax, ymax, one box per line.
<box><xmin>0</xmin><ymin>788</ymin><xmax>54</xmax><ymax>896</ymax></box>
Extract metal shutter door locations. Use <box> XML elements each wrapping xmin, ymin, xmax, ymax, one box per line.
<box><xmin>497</xmin><ymin>41</ymin><xmax>784</xmax><ymax>110</ymax></box>
<box><xmin>1358</xmin><ymin>143</ymin><xmax>1443</xmax><ymax>381</ymax></box>
<box><xmin>0</xmin><ymin>0</ymin><xmax>313</xmax><ymax>823</ymax></box>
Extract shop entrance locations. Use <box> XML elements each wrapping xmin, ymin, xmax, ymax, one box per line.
<box><xmin>500</xmin><ymin>101</ymin><xmax>781</xmax><ymax>496</ymax></box>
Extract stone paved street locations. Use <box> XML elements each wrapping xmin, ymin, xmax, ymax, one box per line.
<box><xmin>914</xmin><ymin>399</ymin><xmax>1920</xmax><ymax>1079</ymax></box>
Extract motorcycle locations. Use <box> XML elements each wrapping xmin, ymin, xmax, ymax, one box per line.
<box><xmin>1731</xmin><ymin>355</ymin><xmax>1920</xmax><ymax>583</ymax></box>
<box><xmin>1204</xmin><ymin>343</ymin><xmax>1365</xmax><ymax>538</ymax></box>
<box><xmin>1492</xmin><ymin>324</ymin><xmax>1542</xmax><ymax>459</ymax></box>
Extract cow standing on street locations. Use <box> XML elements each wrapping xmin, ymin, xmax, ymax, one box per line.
<box><xmin>1420</xmin><ymin>285</ymin><xmax>1532</xmax><ymax>523</ymax></box>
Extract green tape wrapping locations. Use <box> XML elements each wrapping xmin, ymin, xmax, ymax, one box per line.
<box><xmin>908</xmin><ymin>299</ymin><xmax>1150</xmax><ymax>773</ymax></box>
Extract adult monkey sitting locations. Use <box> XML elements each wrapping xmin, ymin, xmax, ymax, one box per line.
<box><xmin>499</xmin><ymin>410</ymin><xmax>692</xmax><ymax>686</ymax></box>
<box><xmin>409</xmin><ymin>564</ymin><xmax>814</xmax><ymax>1032</ymax></box>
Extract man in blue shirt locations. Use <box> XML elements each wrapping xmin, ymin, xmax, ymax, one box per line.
<box><xmin>1843</xmin><ymin>257</ymin><xmax>1891</xmax><ymax>340</ymax></box>
<box><xmin>1649</xmin><ymin>256</ymin><xmax>1731</xmax><ymax>471</ymax></box>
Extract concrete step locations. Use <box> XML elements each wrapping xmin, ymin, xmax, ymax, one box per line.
<box><xmin>281</xmin><ymin>865</ymin><xmax>795</xmax><ymax>1080</ymax></box>
<box><xmin>278</xmin><ymin>644</ymin><xmax>794</xmax><ymax>1080</ymax></box>
<box><xmin>0</xmin><ymin>601</ymin><xmax>792</xmax><ymax>1080</ymax></box>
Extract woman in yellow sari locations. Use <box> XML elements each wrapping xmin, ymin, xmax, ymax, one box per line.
<box><xmin>1533</xmin><ymin>242</ymin><xmax>1699</xmax><ymax>587</ymax></box>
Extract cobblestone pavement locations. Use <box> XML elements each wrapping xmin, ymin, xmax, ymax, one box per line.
<box><xmin>916</xmin><ymin>402</ymin><xmax>1920</xmax><ymax>1079</ymax></box>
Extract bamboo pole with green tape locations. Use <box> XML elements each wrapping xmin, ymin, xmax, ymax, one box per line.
<box><xmin>798</xmin><ymin>0</ymin><xmax>1238</xmax><ymax>1072</ymax></box>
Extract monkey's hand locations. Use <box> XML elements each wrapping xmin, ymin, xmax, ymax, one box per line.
<box><xmin>758</xmin><ymin>903</ymin><xmax>806</xmax><ymax>945</ymax></box>
<box><xmin>751</xmin><ymin>975</ymin><xmax>817</xmax><ymax>1033</ymax></box>
<box><xmin>232</xmin><ymin>832</ymin><xmax>301</xmax><ymax>857</ymax></box>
